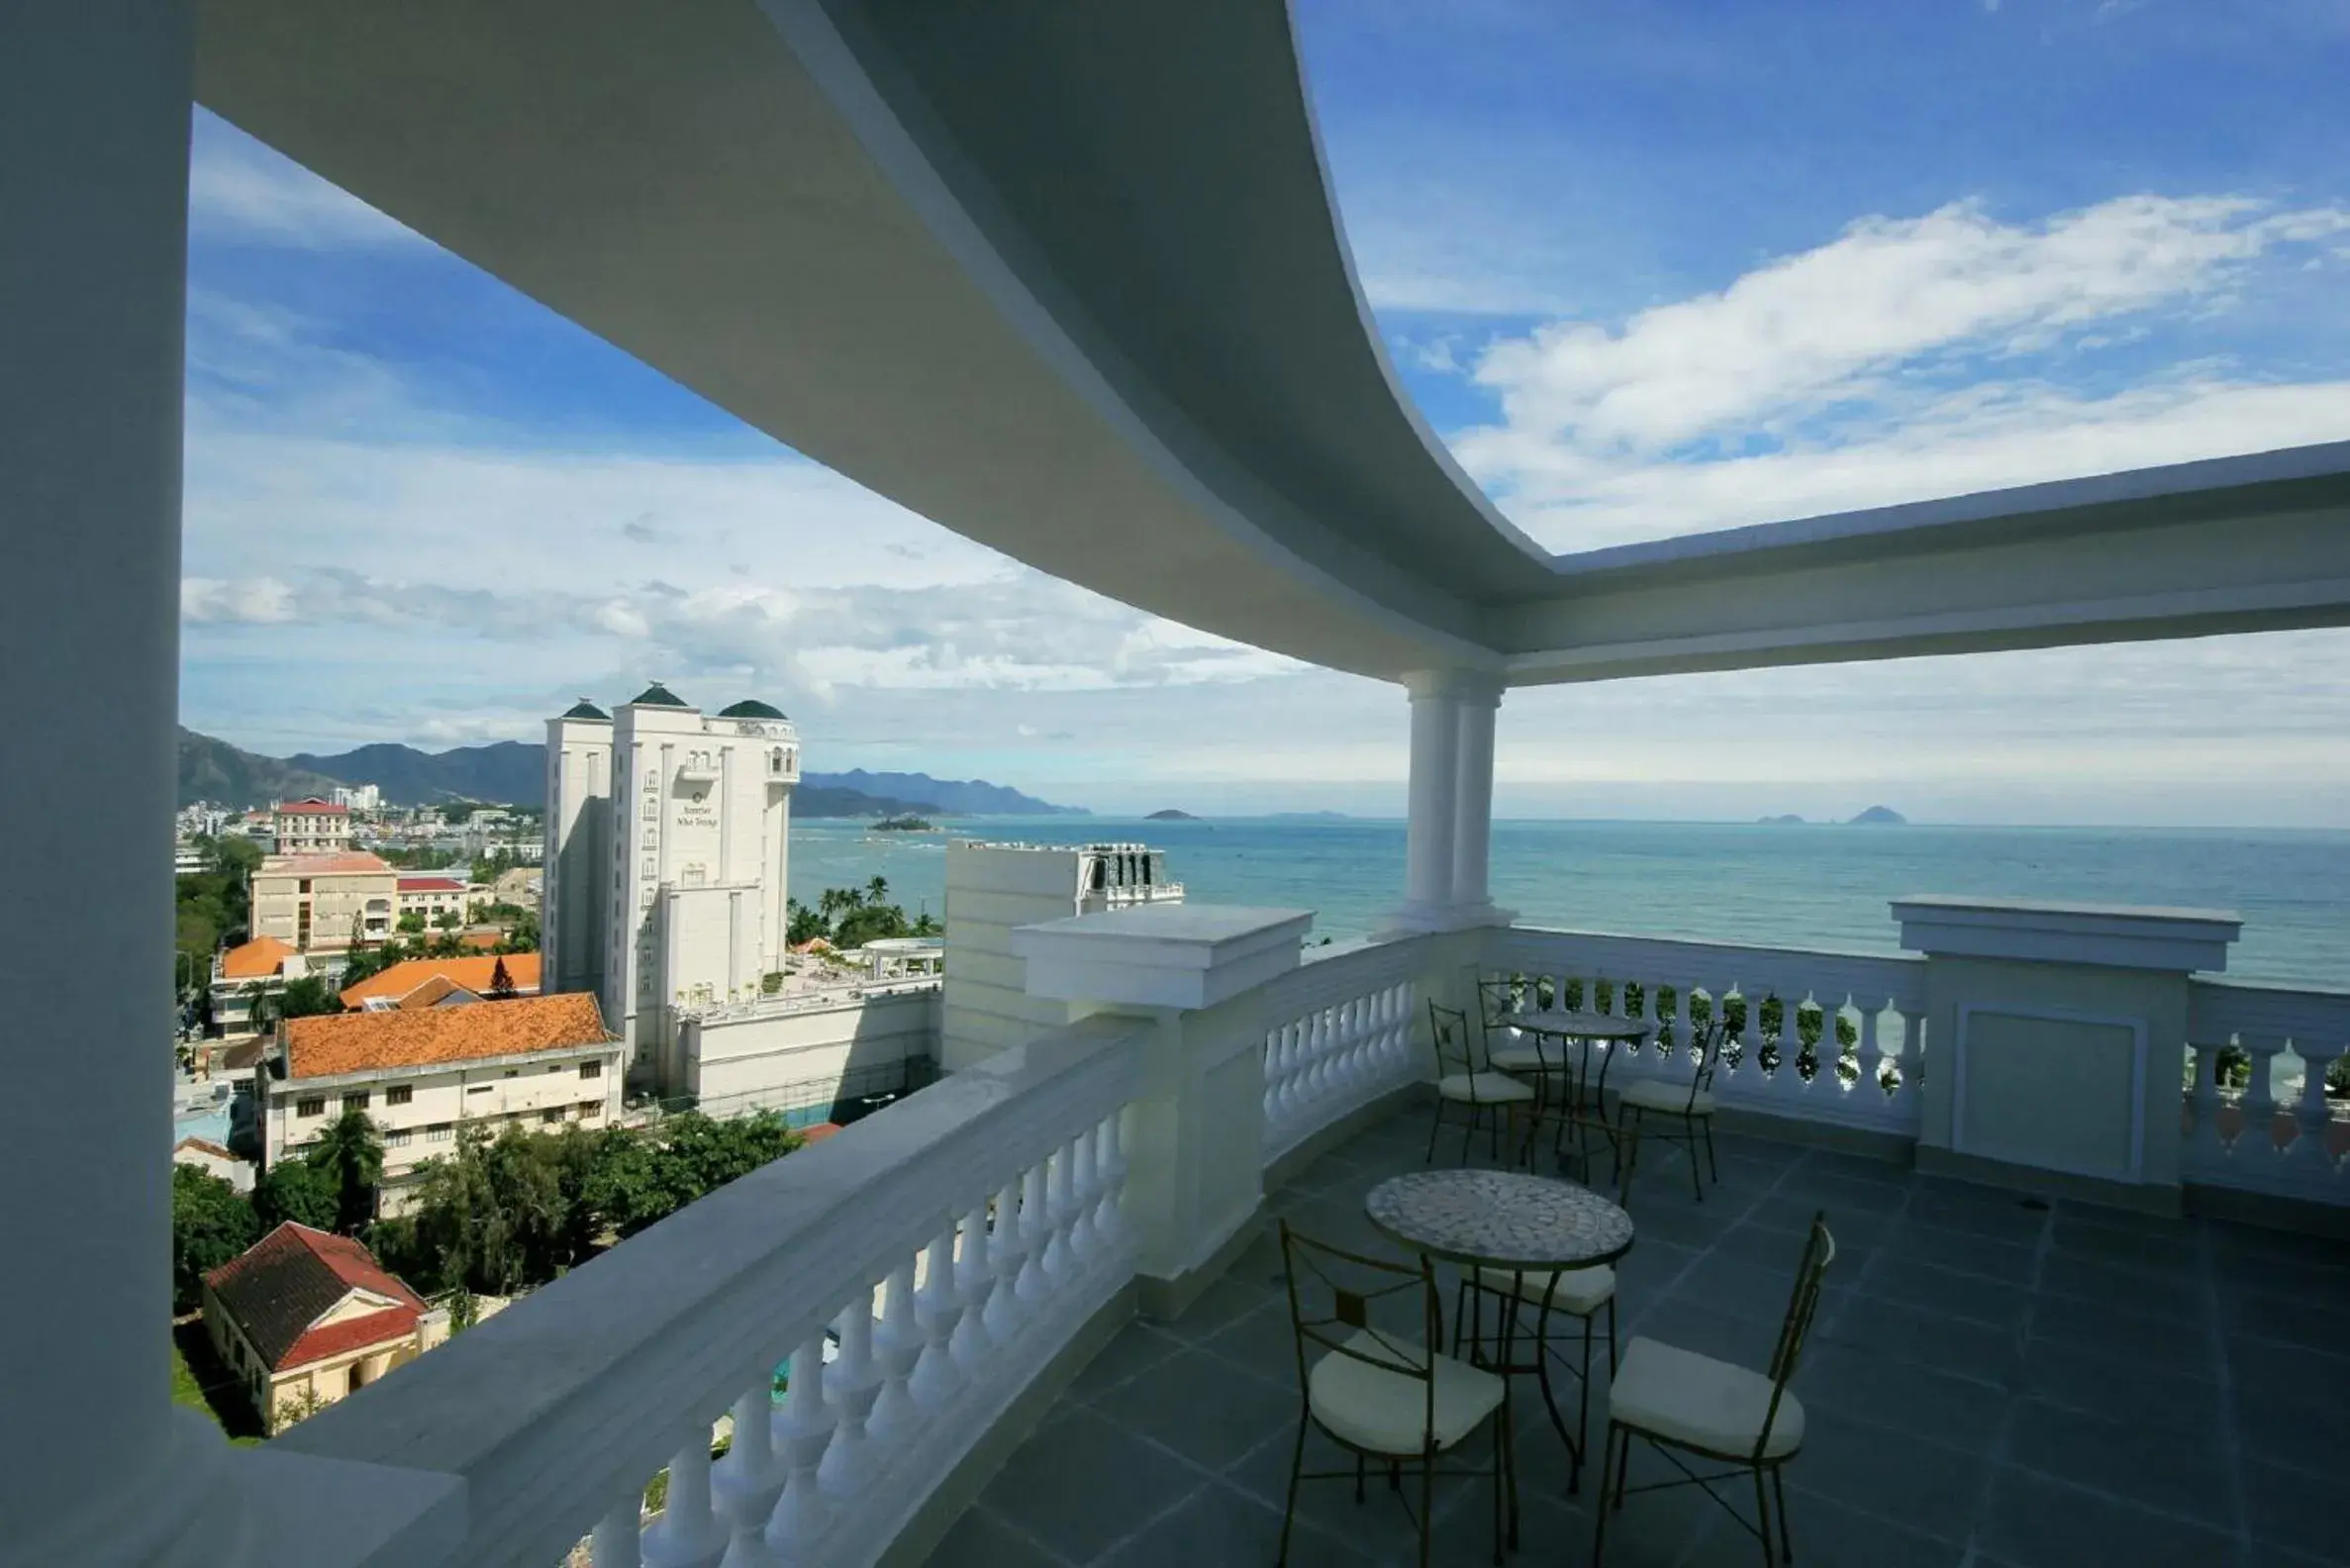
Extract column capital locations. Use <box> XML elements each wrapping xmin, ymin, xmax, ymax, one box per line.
<box><xmin>1401</xmin><ymin>668</ymin><xmax>1506</xmax><ymax>705</ymax></box>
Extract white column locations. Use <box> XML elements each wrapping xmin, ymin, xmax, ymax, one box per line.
<box><xmin>1396</xmin><ymin>673</ymin><xmax>1463</xmax><ymax>928</ymax></box>
<box><xmin>1448</xmin><ymin>676</ymin><xmax>1509</xmax><ymax>925</ymax></box>
<box><xmin>0</xmin><ymin>5</ymin><xmax>245</xmax><ymax>1563</ymax></box>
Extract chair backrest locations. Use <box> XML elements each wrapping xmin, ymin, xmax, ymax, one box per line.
<box><xmin>1685</xmin><ymin>1010</ymin><xmax>1728</xmax><ymax>1106</ymax></box>
<box><xmin>1278</xmin><ymin>1220</ymin><xmax>1444</xmax><ymax>1446</ymax></box>
<box><xmin>1428</xmin><ymin>999</ymin><xmax>1478</xmax><ymax>1077</ymax></box>
<box><xmin>1754</xmin><ymin>1211</ymin><xmax>1836</xmax><ymax>1461</ymax></box>
<box><xmin>1476</xmin><ymin>974</ymin><xmax>1522</xmax><ymax>1030</ymax></box>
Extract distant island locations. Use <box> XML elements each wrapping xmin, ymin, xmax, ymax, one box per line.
<box><xmin>1847</xmin><ymin>806</ymin><xmax>1908</xmax><ymax>825</ymax></box>
<box><xmin>872</xmin><ymin>814</ymin><xmax>935</xmax><ymax>832</ymax></box>
<box><xmin>1758</xmin><ymin>814</ymin><xmax>1805</xmax><ymax>825</ymax></box>
<box><xmin>1144</xmin><ymin>808</ymin><xmax>1199</xmax><ymax>821</ymax></box>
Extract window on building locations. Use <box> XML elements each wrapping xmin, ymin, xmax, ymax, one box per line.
<box><xmin>343</xmin><ymin>1091</ymin><xmax>369</xmax><ymax>1112</ymax></box>
<box><xmin>503</xmin><ymin>1068</ymin><xmax>519</xmax><ymax>1079</ymax></box>
<box><xmin>642</xmin><ymin>799</ymin><xmax>656</xmax><ymax>820</ymax></box>
<box><xmin>427</xmin><ymin>1124</ymin><xmax>454</xmax><ymax>1141</ymax></box>
<box><xmin>385</xmin><ymin>1130</ymin><xmax>412</xmax><ymax>1148</ymax></box>
<box><xmin>541</xmin><ymin>1109</ymin><xmax>563</xmax><ymax>1125</ymax></box>
<box><xmin>466</xmin><ymin>1084</ymin><xmax>493</xmax><ymax>1096</ymax></box>
<box><xmin>295</xmin><ymin>1097</ymin><xmax>325</xmax><ymax>1118</ymax></box>
<box><xmin>579</xmin><ymin>1101</ymin><xmax>603</xmax><ymax>1119</ymax></box>
<box><xmin>386</xmin><ymin>1085</ymin><xmax>412</xmax><ymax>1106</ymax></box>
<box><xmin>579</xmin><ymin>1060</ymin><xmax>602</xmax><ymax>1079</ymax></box>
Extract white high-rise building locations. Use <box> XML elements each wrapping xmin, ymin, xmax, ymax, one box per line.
<box><xmin>941</xmin><ymin>840</ymin><xmax>1181</xmax><ymax>1071</ymax></box>
<box><xmin>541</xmin><ymin>684</ymin><xmax>800</xmax><ymax>1085</ymax></box>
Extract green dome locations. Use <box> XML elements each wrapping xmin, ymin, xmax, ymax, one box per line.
<box><xmin>561</xmin><ymin>698</ymin><xmax>610</xmax><ymax>721</ymax></box>
<box><xmin>627</xmin><ymin>681</ymin><xmax>688</xmax><ymax>709</ymax></box>
<box><xmin>718</xmin><ymin>699</ymin><xmax>788</xmax><ymax>720</ymax></box>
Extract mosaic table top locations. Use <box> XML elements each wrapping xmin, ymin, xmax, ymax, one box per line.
<box><xmin>1504</xmin><ymin>1009</ymin><xmax>1651</xmax><ymax>1042</ymax></box>
<box><xmin>1364</xmin><ymin>1168</ymin><xmax>1636</xmax><ymax>1270</ymax></box>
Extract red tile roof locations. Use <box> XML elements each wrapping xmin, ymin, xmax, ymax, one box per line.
<box><xmin>204</xmin><ymin>1223</ymin><xmax>426</xmax><ymax>1372</ymax></box>
<box><xmin>396</xmin><ymin>875</ymin><xmax>467</xmax><ymax>893</ymax></box>
<box><xmin>174</xmin><ymin>1136</ymin><xmax>244</xmax><ymax>1163</ymax></box>
<box><xmin>220</xmin><ymin>935</ymin><xmax>294</xmax><ymax>980</ymax></box>
<box><xmin>290</xmin><ymin>987</ymin><xmax>603</xmax><ymax>1077</ymax></box>
<box><xmin>276</xmin><ymin>799</ymin><xmax>349</xmax><ymax>816</ymax></box>
<box><xmin>339</xmin><ymin>953</ymin><xmax>541</xmax><ymax>1009</ymax></box>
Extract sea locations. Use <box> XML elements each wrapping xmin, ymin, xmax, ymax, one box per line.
<box><xmin>792</xmin><ymin>817</ymin><xmax>2350</xmax><ymax>990</ymax></box>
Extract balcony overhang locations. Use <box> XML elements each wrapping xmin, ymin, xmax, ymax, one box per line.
<box><xmin>193</xmin><ymin>2</ymin><xmax>2350</xmax><ymax>685</ymax></box>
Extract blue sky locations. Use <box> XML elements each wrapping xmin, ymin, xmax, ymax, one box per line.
<box><xmin>180</xmin><ymin>1</ymin><xmax>2350</xmax><ymax>825</ymax></box>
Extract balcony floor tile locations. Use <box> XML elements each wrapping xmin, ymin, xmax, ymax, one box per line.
<box><xmin>923</xmin><ymin>1105</ymin><xmax>2350</xmax><ymax>1568</ymax></box>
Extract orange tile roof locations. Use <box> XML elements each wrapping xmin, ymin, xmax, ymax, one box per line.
<box><xmin>339</xmin><ymin>953</ymin><xmax>541</xmax><ymax>1009</ymax></box>
<box><xmin>287</xmin><ymin>990</ymin><xmax>607</xmax><ymax>1078</ymax></box>
<box><xmin>395</xmin><ymin>974</ymin><xmax>464</xmax><ymax>1010</ymax></box>
<box><xmin>260</xmin><ymin>851</ymin><xmax>394</xmax><ymax>877</ymax></box>
<box><xmin>458</xmin><ymin>931</ymin><xmax>504</xmax><ymax>950</ymax></box>
<box><xmin>221</xmin><ymin>935</ymin><xmax>294</xmax><ymax>980</ymax></box>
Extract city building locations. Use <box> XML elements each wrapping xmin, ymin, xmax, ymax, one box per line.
<box><xmin>200</xmin><ymin>1223</ymin><xmax>443</xmax><ymax>1436</ymax></box>
<box><xmin>488</xmin><ymin>865</ymin><xmax>540</xmax><ymax>913</ymax></box>
<box><xmin>258</xmin><ymin>993</ymin><xmax>623</xmax><ymax>1211</ymax></box>
<box><xmin>173</xmin><ymin>839</ymin><xmax>211</xmax><ymax>876</ymax></box>
<box><xmin>329</xmin><ymin>784</ymin><xmax>381</xmax><ymax>814</ymax></box>
<box><xmin>271</xmin><ymin>798</ymin><xmax>352</xmax><ymax>856</ymax></box>
<box><xmin>338</xmin><ymin>953</ymin><xmax>541</xmax><ymax>1012</ymax></box>
<box><xmin>248</xmin><ymin>852</ymin><xmax>398</xmax><ymax>955</ymax></box>
<box><xmin>540</xmin><ymin>684</ymin><xmax>800</xmax><ymax>1085</ymax></box>
<box><xmin>172</xmin><ymin>1135</ymin><xmax>253</xmax><ymax>1195</ymax></box>
<box><xmin>394</xmin><ymin>873</ymin><xmax>472</xmax><ymax>929</ymax></box>
<box><xmin>210</xmin><ymin>935</ymin><xmax>304</xmax><ymax>1036</ymax></box>
<box><xmin>940</xmin><ymin>840</ymin><xmax>1182</xmax><ymax>1070</ymax></box>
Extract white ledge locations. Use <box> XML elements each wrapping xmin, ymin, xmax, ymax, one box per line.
<box><xmin>1012</xmin><ymin>903</ymin><xmax>1315</xmax><ymax>1010</ymax></box>
<box><xmin>1891</xmin><ymin>895</ymin><xmax>2242</xmax><ymax>974</ymax></box>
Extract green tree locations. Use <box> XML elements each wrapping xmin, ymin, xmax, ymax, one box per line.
<box><xmin>785</xmin><ymin>898</ymin><xmax>827</xmax><ymax>946</ymax></box>
<box><xmin>278</xmin><ymin>974</ymin><xmax>341</xmax><ymax>1019</ymax></box>
<box><xmin>499</xmin><ymin>912</ymin><xmax>540</xmax><ymax>954</ymax></box>
<box><xmin>433</xmin><ymin>910</ymin><xmax>460</xmax><ymax>931</ymax></box>
<box><xmin>254</xmin><ymin>1159</ymin><xmax>339</xmax><ymax>1231</ymax></box>
<box><xmin>396</xmin><ymin>911</ymin><xmax>426</xmax><ymax>934</ymax></box>
<box><xmin>171</xmin><ymin>1164</ymin><xmax>259</xmax><ymax>1314</ymax></box>
<box><xmin>311</xmin><ymin>1109</ymin><xmax>386</xmax><ymax>1232</ymax></box>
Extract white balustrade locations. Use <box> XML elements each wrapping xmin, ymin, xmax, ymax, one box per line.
<box><xmin>2185</xmin><ymin>979</ymin><xmax>2350</xmax><ymax>1202</ymax></box>
<box><xmin>1259</xmin><ymin>935</ymin><xmax>1430</xmax><ymax>1161</ymax></box>
<box><xmin>271</xmin><ymin>1015</ymin><xmax>1147</xmax><ymax>1568</ymax></box>
<box><xmin>1486</xmin><ymin>928</ymin><xmax>1929</xmax><ymax>1137</ymax></box>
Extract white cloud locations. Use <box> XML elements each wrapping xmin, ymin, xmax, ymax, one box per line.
<box><xmin>181</xmin><ymin>575</ymin><xmax>297</xmax><ymax>624</ymax></box>
<box><xmin>188</xmin><ymin>115</ymin><xmax>423</xmax><ymax>250</ymax></box>
<box><xmin>1451</xmin><ymin>194</ymin><xmax>2350</xmax><ymax>546</ymax></box>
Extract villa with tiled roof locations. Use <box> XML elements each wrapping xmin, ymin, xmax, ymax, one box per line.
<box><xmin>200</xmin><ymin>1223</ymin><xmax>443</xmax><ymax>1434</ymax></box>
<box><xmin>338</xmin><ymin>952</ymin><xmax>541</xmax><ymax>1011</ymax></box>
<box><xmin>260</xmin><ymin>993</ymin><xmax>622</xmax><ymax>1212</ymax></box>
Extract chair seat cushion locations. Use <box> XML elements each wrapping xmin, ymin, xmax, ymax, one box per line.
<box><xmin>1309</xmin><ymin>1329</ymin><xmax>1507</xmax><ymax>1455</ymax></box>
<box><xmin>1487</xmin><ymin>1043</ymin><xmax>1562</xmax><ymax>1073</ymax></box>
<box><xmin>1437</xmin><ymin>1072</ymin><xmax>1535</xmax><ymax>1104</ymax></box>
<box><xmin>1618</xmin><ymin>1079</ymin><xmax>1716</xmax><ymax>1116</ymax></box>
<box><xmin>1609</xmin><ymin>1336</ymin><xmax>1804</xmax><ymax>1459</ymax></box>
<box><xmin>1472</xmin><ymin>1263</ymin><xmax>1616</xmax><ymax>1317</ymax></box>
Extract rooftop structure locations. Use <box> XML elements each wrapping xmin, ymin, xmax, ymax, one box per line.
<box><xmin>249</xmin><ymin>852</ymin><xmax>399</xmax><ymax>955</ymax></box>
<box><xmin>12</xmin><ymin>10</ymin><xmax>2350</xmax><ymax>1568</ymax></box>
<box><xmin>272</xmin><ymin>797</ymin><xmax>353</xmax><ymax>856</ymax></box>
<box><xmin>338</xmin><ymin>953</ymin><xmax>540</xmax><ymax>1012</ymax></box>
<box><xmin>281</xmin><ymin>991</ymin><xmax>607</xmax><ymax>1079</ymax></box>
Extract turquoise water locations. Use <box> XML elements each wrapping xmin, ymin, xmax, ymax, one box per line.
<box><xmin>793</xmin><ymin>818</ymin><xmax>2350</xmax><ymax>989</ymax></box>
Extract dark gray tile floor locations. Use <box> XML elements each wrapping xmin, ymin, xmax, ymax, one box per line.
<box><xmin>925</xmin><ymin>1106</ymin><xmax>2350</xmax><ymax>1568</ymax></box>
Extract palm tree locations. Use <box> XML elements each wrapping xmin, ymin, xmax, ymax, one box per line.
<box><xmin>866</xmin><ymin>875</ymin><xmax>889</xmax><ymax>905</ymax></box>
<box><xmin>310</xmin><ymin>1108</ymin><xmax>385</xmax><ymax>1233</ymax></box>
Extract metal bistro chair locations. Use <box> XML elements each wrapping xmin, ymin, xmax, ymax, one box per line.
<box><xmin>1276</xmin><ymin>1221</ymin><xmax>1517</xmax><ymax>1568</ymax></box>
<box><xmin>1452</xmin><ymin>1253</ymin><xmax>1619</xmax><ymax>1494</ymax></box>
<box><xmin>1425</xmin><ymin>1000</ymin><xmax>1534</xmax><ymax>1166</ymax></box>
<box><xmin>1593</xmin><ymin>1212</ymin><xmax>1836</xmax><ymax>1568</ymax></box>
<box><xmin>1615</xmin><ymin>1011</ymin><xmax>1727</xmax><ymax>1201</ymax></box>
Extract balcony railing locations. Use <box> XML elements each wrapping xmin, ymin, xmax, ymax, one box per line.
<box><xmin>258</xmin><ymin>914</ymin><xmax>2345</xmax><ymax>1568</ymax></box>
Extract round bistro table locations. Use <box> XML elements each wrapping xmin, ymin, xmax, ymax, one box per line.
<box><xmin>1364</xmin><ymin>1168</ymin><xmax>1637</xmax><ymax>1497</ymax></box>
<box><xmin>1502</xmin><ymin>1009</ymin><xmax>1650</xmax><ymax>1179</ymax></box>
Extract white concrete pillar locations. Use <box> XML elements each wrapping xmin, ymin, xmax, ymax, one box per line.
<box><xmin>1448</xmin><ymin>676</ymin><xmax>1506</xmax><ymax>922</ymax></box>
<box><xmin>1399</xmin><ymin>673</ymin><xmax>1463</xmax><ymax>925</ymax></box>
<box><xmin>0</xmin><ymin>5</ymin><xmax>250</xmax><ymax>1562</ymax></box>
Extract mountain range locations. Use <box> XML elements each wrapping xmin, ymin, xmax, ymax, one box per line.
<box><xmin>177</xmin><ymin>730</ymin><xmax>1083</xmax><ymax>818</ymax></box>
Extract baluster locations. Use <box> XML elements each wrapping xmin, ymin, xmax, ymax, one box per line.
<box><xmin>982</xmin><ymin>1177</ymin><xmax>1028</xmax><ymax>1339</ymax></box>
<box><xmin>763</xmin><ymin>1332</ymin><xmax>834</xmax><ymax>1559</ymax></box>
<box><xmin>712</xmin><ymin>1370</ymin><xmax>785</xmax><ymax>1568</ymax></box>
<box><xmin>1015</xmin><ymin>1159</ymin><xmax>1052</xmax><ymax>1304</ymax></box>
<box><xmin>947</xmin><ymin>1203</ymin><xmax>996</xmax><ymax>1376</ymax></box>
<box><xmin>1855</xmin><ymin>1001</ymin><xmax>1887</xmax><ymax>1107</ymax></box>
<box><xmin>2241</xmin><ymin>1034</ymin><xmax>2287</xmax><ymax>1171</ymax></box>
<box><xmin>2289</xmin><ymin>1040</ymin><xmax>2344</xmax><ymax>1175</ymax></box>
<box><xmin>1065</xmin><ymin>1126</ymin><xmax>1100</xmax><ymax>1263</ymax></box>
<box><xmin>1897</xmin><ymin>1005</ymin><xmax>1927</xmax><ymax>1091</ymax></box>
<box><xmin>1305</xmin><ymin>1008</ymin><xmax>1329</xmax><ymax>1107</ymax></box>
<box><xmin>593</xmin><ymin>1494</ymin><xmax>642</xmax><ymax>1568</ymax></box>
<box><xmin>1094</xmin><ymin>1107</ymin><xmax>1129</xmax><ymax>1251</ymax></box>
<box><xmin>817</xmin><ymin>1288</ymin><xmax>881</xmax><ymax>1500</ymax></box>
<box><xmin>1040</xmin><ymin>1139</ymin><xmax>1078</xmax><ymax>1284</ymax></box>
<box><xmin>864</xmin><ymin>1258</ymin><xmax>925</xmax><ymax>1445</ymax></box>
<box><xmin>1262</xmin><ymin>1025</ymin><xmax>1287</xmax><ymax>1133</ymax></box>
<box><xmin>910</xmin><ymin>1222</ymin><xmax>969</xmax><ymax>1410</ymax></box>
<box><xmin>642</xmin><ymin>1420</ymin><xmax>728</xmax><ymax>1568</ymax></box>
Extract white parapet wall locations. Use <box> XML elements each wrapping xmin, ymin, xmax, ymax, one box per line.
<box><xmin>681</xmin><ymin>985</ymin><xmax>940</xmax><ymax>1122</ymax></box>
